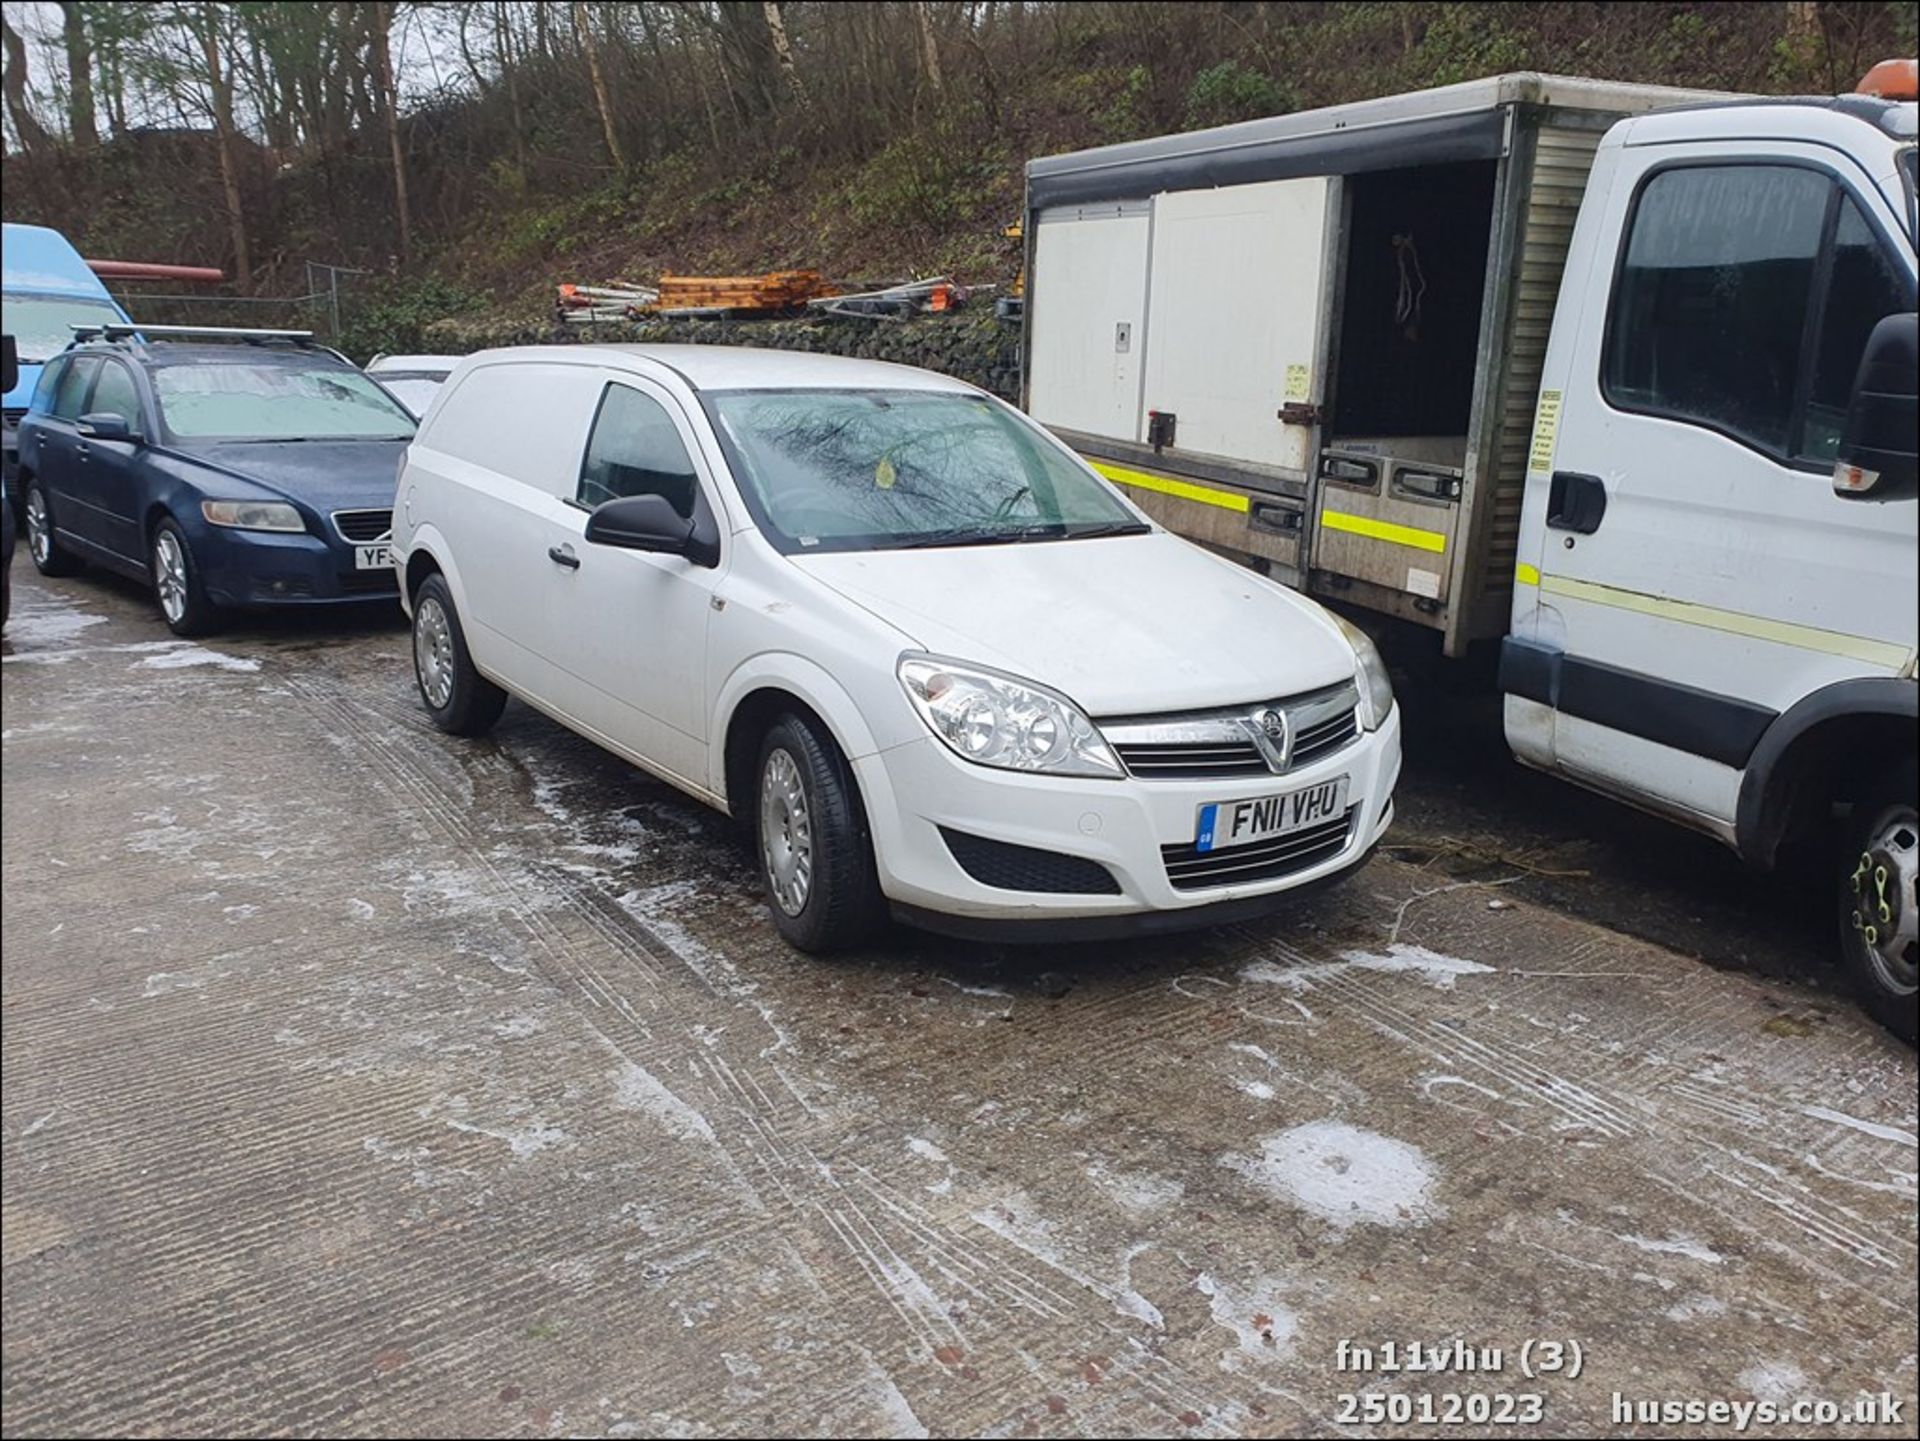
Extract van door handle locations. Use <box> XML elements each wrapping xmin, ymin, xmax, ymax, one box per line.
<box><xmin>547</xmin><ymin>544</ymin><xmax>580</xmax><ymax>570</ymax></box>
<box><xmin>1546</xmin><ymin>471</ymin><xmax>1607</xmax><ymax>534</ymax></box>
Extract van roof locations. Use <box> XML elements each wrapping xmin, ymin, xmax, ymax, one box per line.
<box><xmin>1</xmin><ymin>222</ymin><xmax>116</xmax><ymax>302</ymax></box>
<box><xmin>1026</xmin><ymin>71</ymin><xmax>1733</xmax><ymax>210</ymax></box>
<box><xmin>453</xmin><ymin>344</ymin><xmax>980</xmax><ymax>395</ymax></box>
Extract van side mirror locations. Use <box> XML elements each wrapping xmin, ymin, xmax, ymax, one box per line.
<box><xmin>584</xmin><ymin>492</ymin><xmax>719</xmax><ymax>567</ymax></box>
<box><xmin>1</xmin><ymin>335</ymin><xmax>17</xmax><ymax>394</ymax></box>
<box><xmin>1833</xmin><ymin>311</ymin><xmax>1918</xmax><ymax>500</ymax></box>
<box><xmin>77</xmin><ymin>411</ymin><xmax>138</xmax><ymax>443</ymax></box>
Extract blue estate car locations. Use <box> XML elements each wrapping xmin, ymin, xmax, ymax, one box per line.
<box><xmin>15</xmin><ymin>326</ymin><xmax>414</xmax><ymax>635</ymax></box>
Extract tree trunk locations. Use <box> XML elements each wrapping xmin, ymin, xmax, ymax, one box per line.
<box><xmin>371</xmin><ymin>0</ymin><xmax>413</xmax><ymax>264</ymax></box>
<box><xmin>495</xmin><ymin>1</ymin><xmax>528</xmax><ymax>170</ymax></box>
<box><xmin>762</xmin><ymin>1</ymin><xmax>808</xmax><ymax>110</ymax></box>
<box><xmin>198</xmin><ymin>5</ymin><xmax>253</xmax><ymax>293</ymax></box>
<box><xmin>1</xmin><ymin>13</ymin><xmax>52</xmax><ymax>157</ymax></box>
<box><xmin>574</xmin><ymin>0</ymin><xmax>625</xmax><ymax>171</ymax></box>
<box><xmin>57</xmin><ymin>2</ymin><xmax>96</xmax><ymax>149</ymax></box>
<box><xmin>915</xmin><ymin>1</ymin><xmax>944</xmax><ymax>100</ymax></box>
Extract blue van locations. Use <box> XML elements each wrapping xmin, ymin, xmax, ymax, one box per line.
<box><xmin>3</xmin><ymin>223</ymin><xmax>132</xmax><ymax>488</ymax></box>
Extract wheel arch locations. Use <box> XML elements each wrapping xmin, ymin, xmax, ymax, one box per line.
<box><xmin>1737</xmin><ymin>678</ymin><xmax>1920</xmax><ymax>868</ymax></box>
<box><xmin>713</xmin><ymin>657</ymin><xmax>885</xmax><ymax>823</ymax></box>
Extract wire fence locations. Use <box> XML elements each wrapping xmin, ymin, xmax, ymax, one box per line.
<box><xmin>101</xmin><ymin>262</ymin><xmax>371</xmax><ymax>342</ymax></box>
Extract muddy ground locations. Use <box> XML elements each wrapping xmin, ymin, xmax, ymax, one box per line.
<box><xmin>3</xmin><ymin>557</ymin><xmax>1914</xmax><ymax>1439</ymax></box>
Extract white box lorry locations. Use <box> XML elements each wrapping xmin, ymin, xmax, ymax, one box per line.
<box><xmin>1022</xmin><ymin>70</ymin><xmax>1919</xmax><ymax>1036</ymax></box>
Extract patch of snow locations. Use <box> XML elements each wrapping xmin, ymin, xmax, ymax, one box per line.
<box><xmin>906</xmin><ymin>1136</ymin><xmax>949</xmax><ymax>1165</ymax></box>
<box><xmin>1242</xmin><ymin>943</ymin><xmax>1494</xmax><ymax>992</ymax></box>
<box><xmin>941</xmin><ymin>977</ymin><xmax>1013</xmax><ymax>999</ymax></box>
<box><xmin>1617</xmin><ymin>1232</ymin><xmax>1724</xmax><ymax>1265</ymax></box>
<box><xmin>132</xmin><ymin>643</ymin><xmax>260</xmax><ymax>673</ymax></box>
<box><xmin>1797</xmin><ymin>1105</ymin><xmax>1918</xmax><ymax>1148</ymax></box>
<box><xmin>1665</xmin><ymin>1295</ymin><xmax>1728</xmax><ymax>1323</ymax></box>
<box><xmin>1195</xmin><ymin>1272</ymin><xmax>1297</xmax><ymax>1368</ymax></box>
<box><xmin>1085</xmin><ymin>1162</ymin><xmax>1184</xmax><ymax>1216</ymax></box>
<box><xmin>1737</xmin><ymin>1361</ymin><xmax>1807</xmax><ymax>1406</ymax></box>
<box><xmin>1223</xmin><ymin>1120</ymin><xmax>1442</xmax><ymax>1229</ymax></box>
<box><xmin>5</xmin><ymin>604</ymin><xmax>108</xmax><ymax>648</ymax></box>
<box><xmin>612</xmin><ymin>1061</ymin><xmax>716</xmax><ymax>1145</ymax></box>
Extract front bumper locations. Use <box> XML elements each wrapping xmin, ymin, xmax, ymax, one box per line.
<box><xmin>193</xmin><ymin>524</ymin><xmax>399</xmax><ymax>610</ymax></box>
<box><xmin>855</xmin><ymin>702</ymin><xmax>1401</xmax><ymax>934</ymax></box>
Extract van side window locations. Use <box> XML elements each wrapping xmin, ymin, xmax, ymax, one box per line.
<box><xmin>1603</xmin><ymin>165</ymin><xmax>1830</xmax><ymax>457</ymax></box>
<box><xmin>88</xmin><ymin>360</ymin><xmax>142</xmax><ymax>430</ymax></box>
<box><xmin>51</xmin><ymin>356</ymin><xmax>100</xmax><ymax>421</ymax></box>
<box><xmin>578</xmin><ymin>383</ymin><xmax>700</xmax><ymax>518</ymax></box>
<box><xmin>1798</xmin><ymin>196</ymin><xmax>1913</xmax><ymax>462</ymax></box>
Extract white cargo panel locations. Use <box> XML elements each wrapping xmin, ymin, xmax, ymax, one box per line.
<box><xmin>1141</xmin><ymin>177</ymin><xmax>1334</xmax><ymax>474</ymax></box>
<box><xmin>1027</xmin><ymin>207</ymin><xmax>1151</xmax><ymax>443</ymax></box>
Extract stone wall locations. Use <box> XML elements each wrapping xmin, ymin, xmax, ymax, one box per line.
<box><xmin>422</xmin><ymin>309</ymin><xmax>1023</xmax><ymax>400</ymax></box>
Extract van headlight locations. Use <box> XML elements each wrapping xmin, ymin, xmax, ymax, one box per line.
<box><xmin>898</xmin><ymin>655</ymin><xmax>1122</xmax><ymax>778</ymax></box>
<box><xmin>201</xmin><ymin>499</ymin><xmax>305</xmax><ymax>533</ymax></box>
<box><xmin>1333</xmin><ymin>614</ymin><xmax>1394</xmax><ymax>730</ymax></box>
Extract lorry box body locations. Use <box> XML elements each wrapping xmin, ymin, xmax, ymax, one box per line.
<box><xmin>1022</xmin><ymin>73</ymin><xmax>1726</xmax><ymax>656</ymax></box>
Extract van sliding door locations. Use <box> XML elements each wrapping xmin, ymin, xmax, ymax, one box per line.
<box><xmin>1141</xmin><ymin>177</ymin><xmax>1337</xmax><ymax>475</ymax></box>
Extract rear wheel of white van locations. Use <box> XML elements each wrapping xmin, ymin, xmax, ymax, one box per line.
<box><xmin>1839</xmin><ymin>761</ymin><xmax>1918</xmax><ymax>1044</ymax></box>
<box><xmin>411</xmin><ymin>573</ymin><xmax>507</xmax><ymax>737</ymax></box>
<box><xmin>756</xmin><ymin>713</ymin><xmax>885</xmax><ymax>953</ymax></box>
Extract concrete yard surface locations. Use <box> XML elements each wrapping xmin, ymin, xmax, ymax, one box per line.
<box><xmin>2</xmin><ymin>563</ymin><xmax>1916</xmax><ymax>1439</ymax></box>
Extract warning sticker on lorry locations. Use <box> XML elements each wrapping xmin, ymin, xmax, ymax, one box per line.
<box><xmin>1528</xmin><ymin>390</ymin><xmax>1563</xmax><ymax>476</ymax></box>
<box><xmin>1283</xmin><ymin>364</ymin><xmax>1312</xmax><ymax>402</ymax></box>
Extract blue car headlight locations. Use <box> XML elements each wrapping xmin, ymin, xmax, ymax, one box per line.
<box><xmin>201</xmin><ymin>500</ymin><xmax>306</xmax><ymax>533</ymax></box>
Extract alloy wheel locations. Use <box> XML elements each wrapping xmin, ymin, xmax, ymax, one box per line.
<box><xmin>153</xmin><ymin>530</ymin><xmax>189</xmax><ymax>624</ymax></box>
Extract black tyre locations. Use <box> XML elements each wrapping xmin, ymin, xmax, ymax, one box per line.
<box><xmin>755</xmin><ymin>712</ymin><xmax>886</xmax><ymax>952</ymax></box>
<box><xmin>1838</xmin><ymin>760</ymin><xmax>1918</xmax><ymax>1044</ymax></box>
<box><xmin>24</xmin><ymin>482</ymin><xmax>84</xmax><ymax>578</ymax></box>
<box><xmin>411</xmin><ymin>573</ymin><xmax>507</xmax><ymax>736</ymax></box>
<box><xmin>151</xmin><ymin>516</ymin><xmax>221</xmax><ymax>637</ymax></box>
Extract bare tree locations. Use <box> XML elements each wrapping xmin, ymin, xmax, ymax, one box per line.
<box><xmin>370</xmin><ymin>0</ymin><xmax>413</xmax><ymax>262</ymax></box>
<box><xmin>1</xmin><ymin>10</ymin><xmax>53</xmax><ymax>158</ymax></box>
<box><xmin>915</xmin><ymin>1</ymin><xmax>944</xmax><ymax>100</ymax></box>
<box><xmin>57</xmin><ymin>2</ymin><xmax>97</xmax><ymax>148</ymax></box>
<box><xmin>193</xmin><ymin>3</ymin><xmax>252</xmax><ymax>291</ymax></box>
<box><xmin>762</xmin><ymin>1</ymin><xmax>808</xmax><ymax>110</ymax></box>
<box><xmin>574</xmin><ymin>0</ymin><xmax>625</xmax><ymax>170</ymax></box>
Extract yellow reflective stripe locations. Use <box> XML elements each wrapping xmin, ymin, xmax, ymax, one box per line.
<box><xmin>1090</xmin><ymin>461</ymin><xmax>1250</xmax><ymax>514</ymax></box>
<box><xmin>1319</xmin><ymin>508</ymin><xmax>1448</xmax><ymax>554</ymax></box>
<box><xmin>1537</xmin><ymin>572</ymin><xmax>1910</xmax><ymax>669</ymax></box>
<box><xmin>1515</xmin><ymin>562</ymin><xmax>1541</xmax><ymax>586</ymax></box>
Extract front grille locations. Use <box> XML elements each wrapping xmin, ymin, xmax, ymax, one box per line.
<box><xmin>1114</xmin><ymin>739</ymin><xmax>1270</xmax><ymax>779</ymax></box>
<box><xmin>940</xmin><ymin>828</ymin><xmax>1121</xmax><ymax>895</ymax></box>
<box><xmin>332</xmin><ymin>508</ymin><xmax>393</xmax><ymax>542</ymax></box>
<box><xmin>1160</xmin><ymin>809</ymin><xmax>1353</xmax><ymax>892</ymax></box>
<box><xmin>1105</xmin><ymin>682</ymin><xmax>1361</xmax><ymax>780</ymax></box>
<box><xmin>1290</xmin><ymin>708</ymin><xmax>1359</xmax><ymax>767</ymax></box>
<box><xmin>340</xmin><ymin>568</ymin><xmax>399</xmax><ymax>594</ymax></box>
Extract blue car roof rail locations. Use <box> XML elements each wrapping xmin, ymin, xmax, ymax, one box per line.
<box><xmin>67</xmin><ymin>323</ymin><xmax>352</xmax><ymax>366</ymax></box>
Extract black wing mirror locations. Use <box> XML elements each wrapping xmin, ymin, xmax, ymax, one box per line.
<box><xmin>77</xmin><ymin>411</ymin><xmax>139</xmax><ymax>443</ymax></box>
<box><xmin>1833</xmin><ymin>311</ymin><xmax>1917</xmax><ymax>500</ymax></box>
<box><xmin>1</xmin><ymin>335</ymin><xmax>17</xmax><ymax>394</ymax></box>
<box><xmin>584</xmin><ymin>493</ymin><xmax>719</xmax><ymax>567</ymax></box>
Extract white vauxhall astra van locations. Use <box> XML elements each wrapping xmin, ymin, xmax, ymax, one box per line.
<box><xmin>392</xmin><ymin>347</ymin><xmax>1400</xmax><ymax>950</ymax></box>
